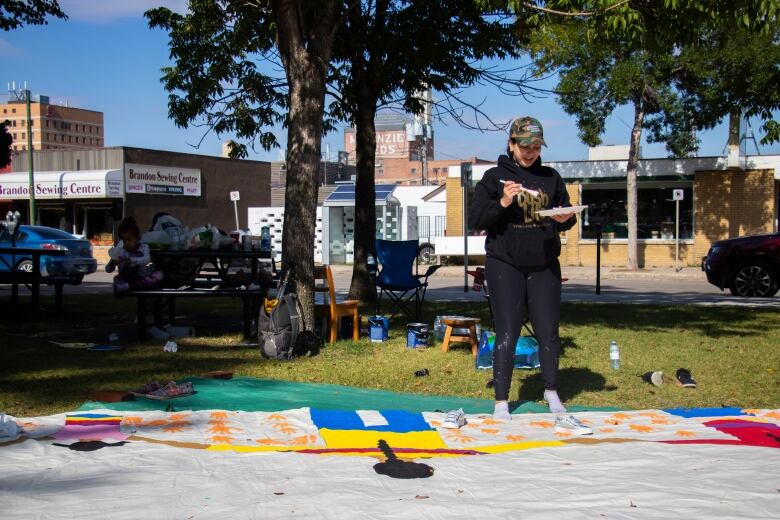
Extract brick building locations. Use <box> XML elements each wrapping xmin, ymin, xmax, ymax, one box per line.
<box><xmin>342</xmin><ymin>115</ymin><xmax>493</xmax><ymax>184</ymax></box>
<box><xmin>1</xmin><ymin>94</ymin><xmax>104</xmax><ymax>153</ymax></box>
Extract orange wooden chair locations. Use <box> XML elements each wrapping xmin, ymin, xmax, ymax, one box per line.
<box><xmin>313</xmin><ymin>265</ymin><xmax>360</xmax><ymax>343</ymax></box>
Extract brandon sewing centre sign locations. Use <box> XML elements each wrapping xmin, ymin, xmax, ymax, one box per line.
<box><xmin>125</xmin><ymin>164</ymin><xmax>201</xmax><ymax>197</ymax></box>
<box><xmin>0</xmin><ymin>171</ymin><xmax>123</xmax><ymax>200</ymax></box>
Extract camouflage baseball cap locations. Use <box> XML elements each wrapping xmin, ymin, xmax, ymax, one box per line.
<box><xmin>509</xmin><ymin>116</ymin><xmax>546</xmax><ymax>146</ymax></box>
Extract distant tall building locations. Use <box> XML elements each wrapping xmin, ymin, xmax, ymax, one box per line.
<box><xmin>1</xmin><ymin>93</ymin><xmax>104</xmax><ymax>153</ymax></box>
<box><xmin>343</xmin><ymin>113</ymin><xmax>435</xmax><ymax>184</ymax></box>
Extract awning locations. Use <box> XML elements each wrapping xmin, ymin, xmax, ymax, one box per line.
<box><xmin>0</xmin><ymin>170</ymin><xmax>123</xmax><ymax>200</ymax></box>
<box><xmin>323</xmin><ymin>184</ymin><xmax>396</xmax><ymax>207</ymax></box>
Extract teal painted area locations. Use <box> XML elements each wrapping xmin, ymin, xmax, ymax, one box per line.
<box><xmin>79</xmin><ymin>376</ymin><xmax>619</xmax><ymax>414</ymax></box>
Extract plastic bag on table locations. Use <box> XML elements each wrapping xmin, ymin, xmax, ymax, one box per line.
<box><xmin>141</xmin><ymin>230</ymin><xmax>173</xmax><ymax>250</ymax></box>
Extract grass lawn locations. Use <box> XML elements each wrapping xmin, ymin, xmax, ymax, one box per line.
<box><xmin>1</xmin><ymin>293</ymin><xmax>778</xmax><ymax>417</ymax></box>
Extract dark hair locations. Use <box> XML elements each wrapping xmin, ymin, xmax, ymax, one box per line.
<box><xmin>117</xmin><ymin>216</ymin><xmax>140</xmax><ymax>238</ymax></box>
<box><xmin>506</xmin><ymin>138</ymin><xmax>517</xmax><ymax>158</ymax></box>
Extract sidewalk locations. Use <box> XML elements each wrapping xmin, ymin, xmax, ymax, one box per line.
<box><xmin>329</xmin><ymin>264</ymin><xmax>704</xmax><ymax>281</ymax></box>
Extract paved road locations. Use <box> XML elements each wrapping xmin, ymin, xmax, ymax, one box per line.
<box><xmin>406</xmin><ymin>267</ymin><xmax>779</xmax><ymax>307</ymax></box>
<box><xmin>5</xmin><ymin>263</ymin><xmax>776</xmax><ymax>308</ymax></box>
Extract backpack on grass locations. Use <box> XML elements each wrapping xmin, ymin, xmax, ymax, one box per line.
<box><xmin>258</xmin><ymin>270</ymin><xmax>320</xmax><ymax>360</ymax></box>
<box><xmin>258</xmin><ymin>292</ymin><xmax>303</xmax><ymax>360</ymax></box>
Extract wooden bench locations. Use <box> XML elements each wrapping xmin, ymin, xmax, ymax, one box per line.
<box><xmin>116</xmin><ymin>286</ymin><xmax>267</xmax><ymax>341</ymax></box>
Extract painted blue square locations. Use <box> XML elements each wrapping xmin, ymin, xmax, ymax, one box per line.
<box><xmin>309</xmin><ymin>408</ymin><xmax>432</xmax><ymax>432</ymax></box>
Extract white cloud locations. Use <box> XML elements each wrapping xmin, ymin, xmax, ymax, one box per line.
<box><xmin>0</xmin><ymin>38</ymin><xmax>24</xmax><ymax>57</ymax></box>
<box><xmin>59</xmin><ymin>0</ymin><xmax>189</xmax><ymax>24</ymax></box>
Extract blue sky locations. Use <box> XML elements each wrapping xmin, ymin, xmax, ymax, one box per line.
<box><xmin>2</xmin><ymin>0</ymin><xmax>777</xmax><ymax>164</ymax></box>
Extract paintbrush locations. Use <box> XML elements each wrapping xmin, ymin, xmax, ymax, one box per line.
<box><xmin>499</xmin><ymin>179</ymin><xmax>539</xmax><ymax>197</ymax></box>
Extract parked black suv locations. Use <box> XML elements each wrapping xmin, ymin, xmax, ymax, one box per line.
<box><xmin>702</xmin><ymin>232</ymin><xmax>780</xmax><ymax>297</ymax></box>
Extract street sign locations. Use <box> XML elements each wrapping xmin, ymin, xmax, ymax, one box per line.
<box><xmin>230</xmin><ymin>191</ymin><xmax>240</xmax><ymax>201</ymax></box>
<box><xmin>672</xmin><ymin>189</ymin><xmax>684</xmax><ymax>201</ymax></box>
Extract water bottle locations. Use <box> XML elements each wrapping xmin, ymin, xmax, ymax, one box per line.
<box><xmin>433</xmin><ymin>316</ymin><xmax>443</xmax><ymax>341</ymax></box>
<box><xmin>609</xmin><ymin>340</ymin><xmax>620</xmax><ymax>369</ymax></box>
<box><xmin>259</xmin><ymin>226</ymin><xmax>272</xmax><ymax>252</ymax></box>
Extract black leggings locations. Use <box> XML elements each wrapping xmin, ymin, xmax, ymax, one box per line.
<box><xmin>485</xmin><ymin>256</ymin><xmax>562</xmax><ymax>401</ymax></box>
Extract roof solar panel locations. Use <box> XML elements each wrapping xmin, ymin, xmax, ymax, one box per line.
<box><xmin>324</xmin><ymin>184</ymin><xmax>396</xmax><ymax>205</ymax></box>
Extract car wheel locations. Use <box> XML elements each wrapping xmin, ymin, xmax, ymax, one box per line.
<box><xmin>418</xmin><ymin>243</ymin><xmax>435</xmax><ymax>265</ymax></box>
<box><xmin>728</xmin><ymin>261</ymin><xmax>778</xmax><ymax>297</ymax></box>
<box><xmin>15</xmin><ymin>259</ymin><xmax>34</xmax><ymax>273</ymax></box>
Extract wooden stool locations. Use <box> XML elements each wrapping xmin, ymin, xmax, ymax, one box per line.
<box><xmin>440</xmin><ymin>317</ymin><xmax>480</xmax><ymax>356</ymax></box>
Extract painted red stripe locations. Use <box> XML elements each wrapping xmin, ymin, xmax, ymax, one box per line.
<box><xmin>294</xmin><ymin>447</ymin><xmax>484</xmax><ymax>455</ymax></box>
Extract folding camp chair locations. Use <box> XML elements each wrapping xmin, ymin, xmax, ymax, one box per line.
<box><xmin>373</xmin><ymin>239</ymin><xmax>441</xmax><ymax>322</ymax></box>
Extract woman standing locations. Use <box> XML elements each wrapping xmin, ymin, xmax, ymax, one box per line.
<box><xmin>468</xmin><ymin>116</ymin><xmax>591</xmax><ymax>435</ymax></box>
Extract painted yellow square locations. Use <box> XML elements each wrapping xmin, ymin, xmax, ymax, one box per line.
<box><xmin>319</xmin><ymin>429</ymin><xmax>446</xmax><ymax>450</ymax></box>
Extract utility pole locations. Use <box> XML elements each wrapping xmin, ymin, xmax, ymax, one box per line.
<box><xmin>25</xmin><ymin>89</ymin><xmax>36</xmax><ymax>225</ymax></box>
<box><xmin>421</xmin><ymin>125</ymin><xmax>428</xmax><ymax>185</ymax></box>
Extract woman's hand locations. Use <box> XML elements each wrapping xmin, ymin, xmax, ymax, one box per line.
<box><xmin>500</xmin><ymin>180</ymin><xmax>522</xmax><ymax>207</ymax></box>
<box><xmin>550</xmin><ymin>209</ymin><xmax>574</xmax><ymax>223</ymax></box>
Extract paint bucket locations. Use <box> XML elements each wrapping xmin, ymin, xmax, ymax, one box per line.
<box><xmin>368</xmin><ymin>316</ymin><xmax>389</xmax><ymax>342</ymax></box>
<box><xmin>406</xmin><ymin>323</ymin><xmax>429</xmax><ymax>349</ymax></box>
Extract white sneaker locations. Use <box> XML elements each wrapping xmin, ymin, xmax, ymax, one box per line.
<box><xmin>442</xmin><ymin>408</ymin><xmax>466</xmax><ymax>429</ymax></box>
<box><xmin>554</xmin><ymin>415</ymin><xmax>593</xmax><ymax>436</ymax></box>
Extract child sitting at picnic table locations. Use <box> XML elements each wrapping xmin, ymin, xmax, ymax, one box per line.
<box><xmin>106</xmin><ymin>217</ymin><xmax>163</xmax><ymax>292</ymax></box>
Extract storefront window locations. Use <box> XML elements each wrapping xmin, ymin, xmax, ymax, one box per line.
<box><xmin>580</xmin><ymin>181</ymin><xmax>693</xmax><ymax>240</ymax></box>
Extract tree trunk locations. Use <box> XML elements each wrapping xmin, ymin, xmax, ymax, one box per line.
<box><xmin>345</xmin><ymin>1</ymin><xmax>387</xmax><ymax>305</ymax></box>
<box><xmin>348</xmin><ymin>87</ymin><xmax>378</xmax><ymax>304</ymax></box>
<box><xmin>626</xmin><ymin>98</ymin><xmax>645</xmax><ymax>271</ymax></box>
<box><xmin>273</xmin><ymin>0</ymin><xmax>339</xmax><ymax>329</ymax></box>
<box><xmin>727</xmin><ymin>109</ymin><xmax>741</xmax><ymax>169</ymax></box>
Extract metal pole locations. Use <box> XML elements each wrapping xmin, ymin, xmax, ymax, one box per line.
<box><xmin>25</xmin><ymin>90</ymin><xmax>36</xmax><ymax>225</ymax></box>
<box><xmin>596</xmin><ymin>225</ymin><xmax>602</xmax><ymax>295</ymax></box>
<box><xmin>233</xmin><ymin>200</ymin><xmax>240</xmax><ymax>230</ymax></box>
<box><xmin>422</xmin><ymin>126</ymin><xmax>428</xmax><ymax>185</ymax></box>
<box><xmin>675</xmin><ymin>199</ymin><xmax>680</xmax><ymax>271</ymax></box>
<box><xmin>463</xmin><ymin>184</ymin><xmax>468</xmax><ymax>292</ymax></box>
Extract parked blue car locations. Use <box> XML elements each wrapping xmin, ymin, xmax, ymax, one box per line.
<box><xmin>0</xmin><ymin>225</ymin><xmax>97</xmax><ymax>282</ymax></box>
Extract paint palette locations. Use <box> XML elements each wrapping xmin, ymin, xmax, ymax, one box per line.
<box><xmin>51</xmin><ymin>341</ymin><xmax>97</xmax><ymax>349</ymax></box>
<box><xmin>536</xmin><ymin>205</ymin><xmax>587</xmax><ymax>217</ymax></box>
<box><xmin>129</xmin><ymin>391</ymin><xmax>197</xmax><ymax>400</ymax></box>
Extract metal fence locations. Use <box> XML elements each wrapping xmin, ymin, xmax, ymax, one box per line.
<box><xmin>417</xmin><ymin>215</ymin><xmax>445</xmax><ymax>242</ymax></box>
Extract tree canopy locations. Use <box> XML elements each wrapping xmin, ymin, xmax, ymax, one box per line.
<box><xmin>0</xmin><ymin>0</ymin><xmax>66</xmax><ymax>31</ymax></box>
<box><xmin>521</xmin><ymin>0</ymin><xmax>779</xmax><ymax>269</ymax></box>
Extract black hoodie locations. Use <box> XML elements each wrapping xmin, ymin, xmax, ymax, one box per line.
<box><xmin>468</xmin><ymin>155</ymin><xmax>575</xmax><ymax>268</ymax></box>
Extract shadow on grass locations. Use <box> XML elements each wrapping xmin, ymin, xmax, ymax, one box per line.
<box><xmin>516</xmin><ymin>367</ymin><xmax>610</xmax><ymax>403</ymax></box>
<box><xmin>559</xmin><ymin>302</ymin><xmax>768</xmax><ymax>338</ymax></box>
<box><xmin>560</xmin><ymin>336</ymin><xmax>578</xmax><ymax>355</ymax></box>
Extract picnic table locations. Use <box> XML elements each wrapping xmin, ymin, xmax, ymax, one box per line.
<box><xmin>150</xmin><ymin>249</ymin><xmax>276</xmax><ymax>285</ymax></box>
<box><xmin>116</xmin><ymin>249</ymin><xmax>276</xmax><ymax>341</ymax></box>
<box><xmin>0</xmin><ymin>246</ymin><xmax>69</xmax><ymax>312</ymax></box>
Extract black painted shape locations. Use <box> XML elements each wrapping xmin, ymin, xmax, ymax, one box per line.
<box><xmin>373</xmin><ymin>439</ymin><xmax>434</xmax><ymax>479</ymax></box>
<box><xmin>52</xmin><ymin>441</ymin><xmax>128</xmax><ymax>452</ymax></box>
